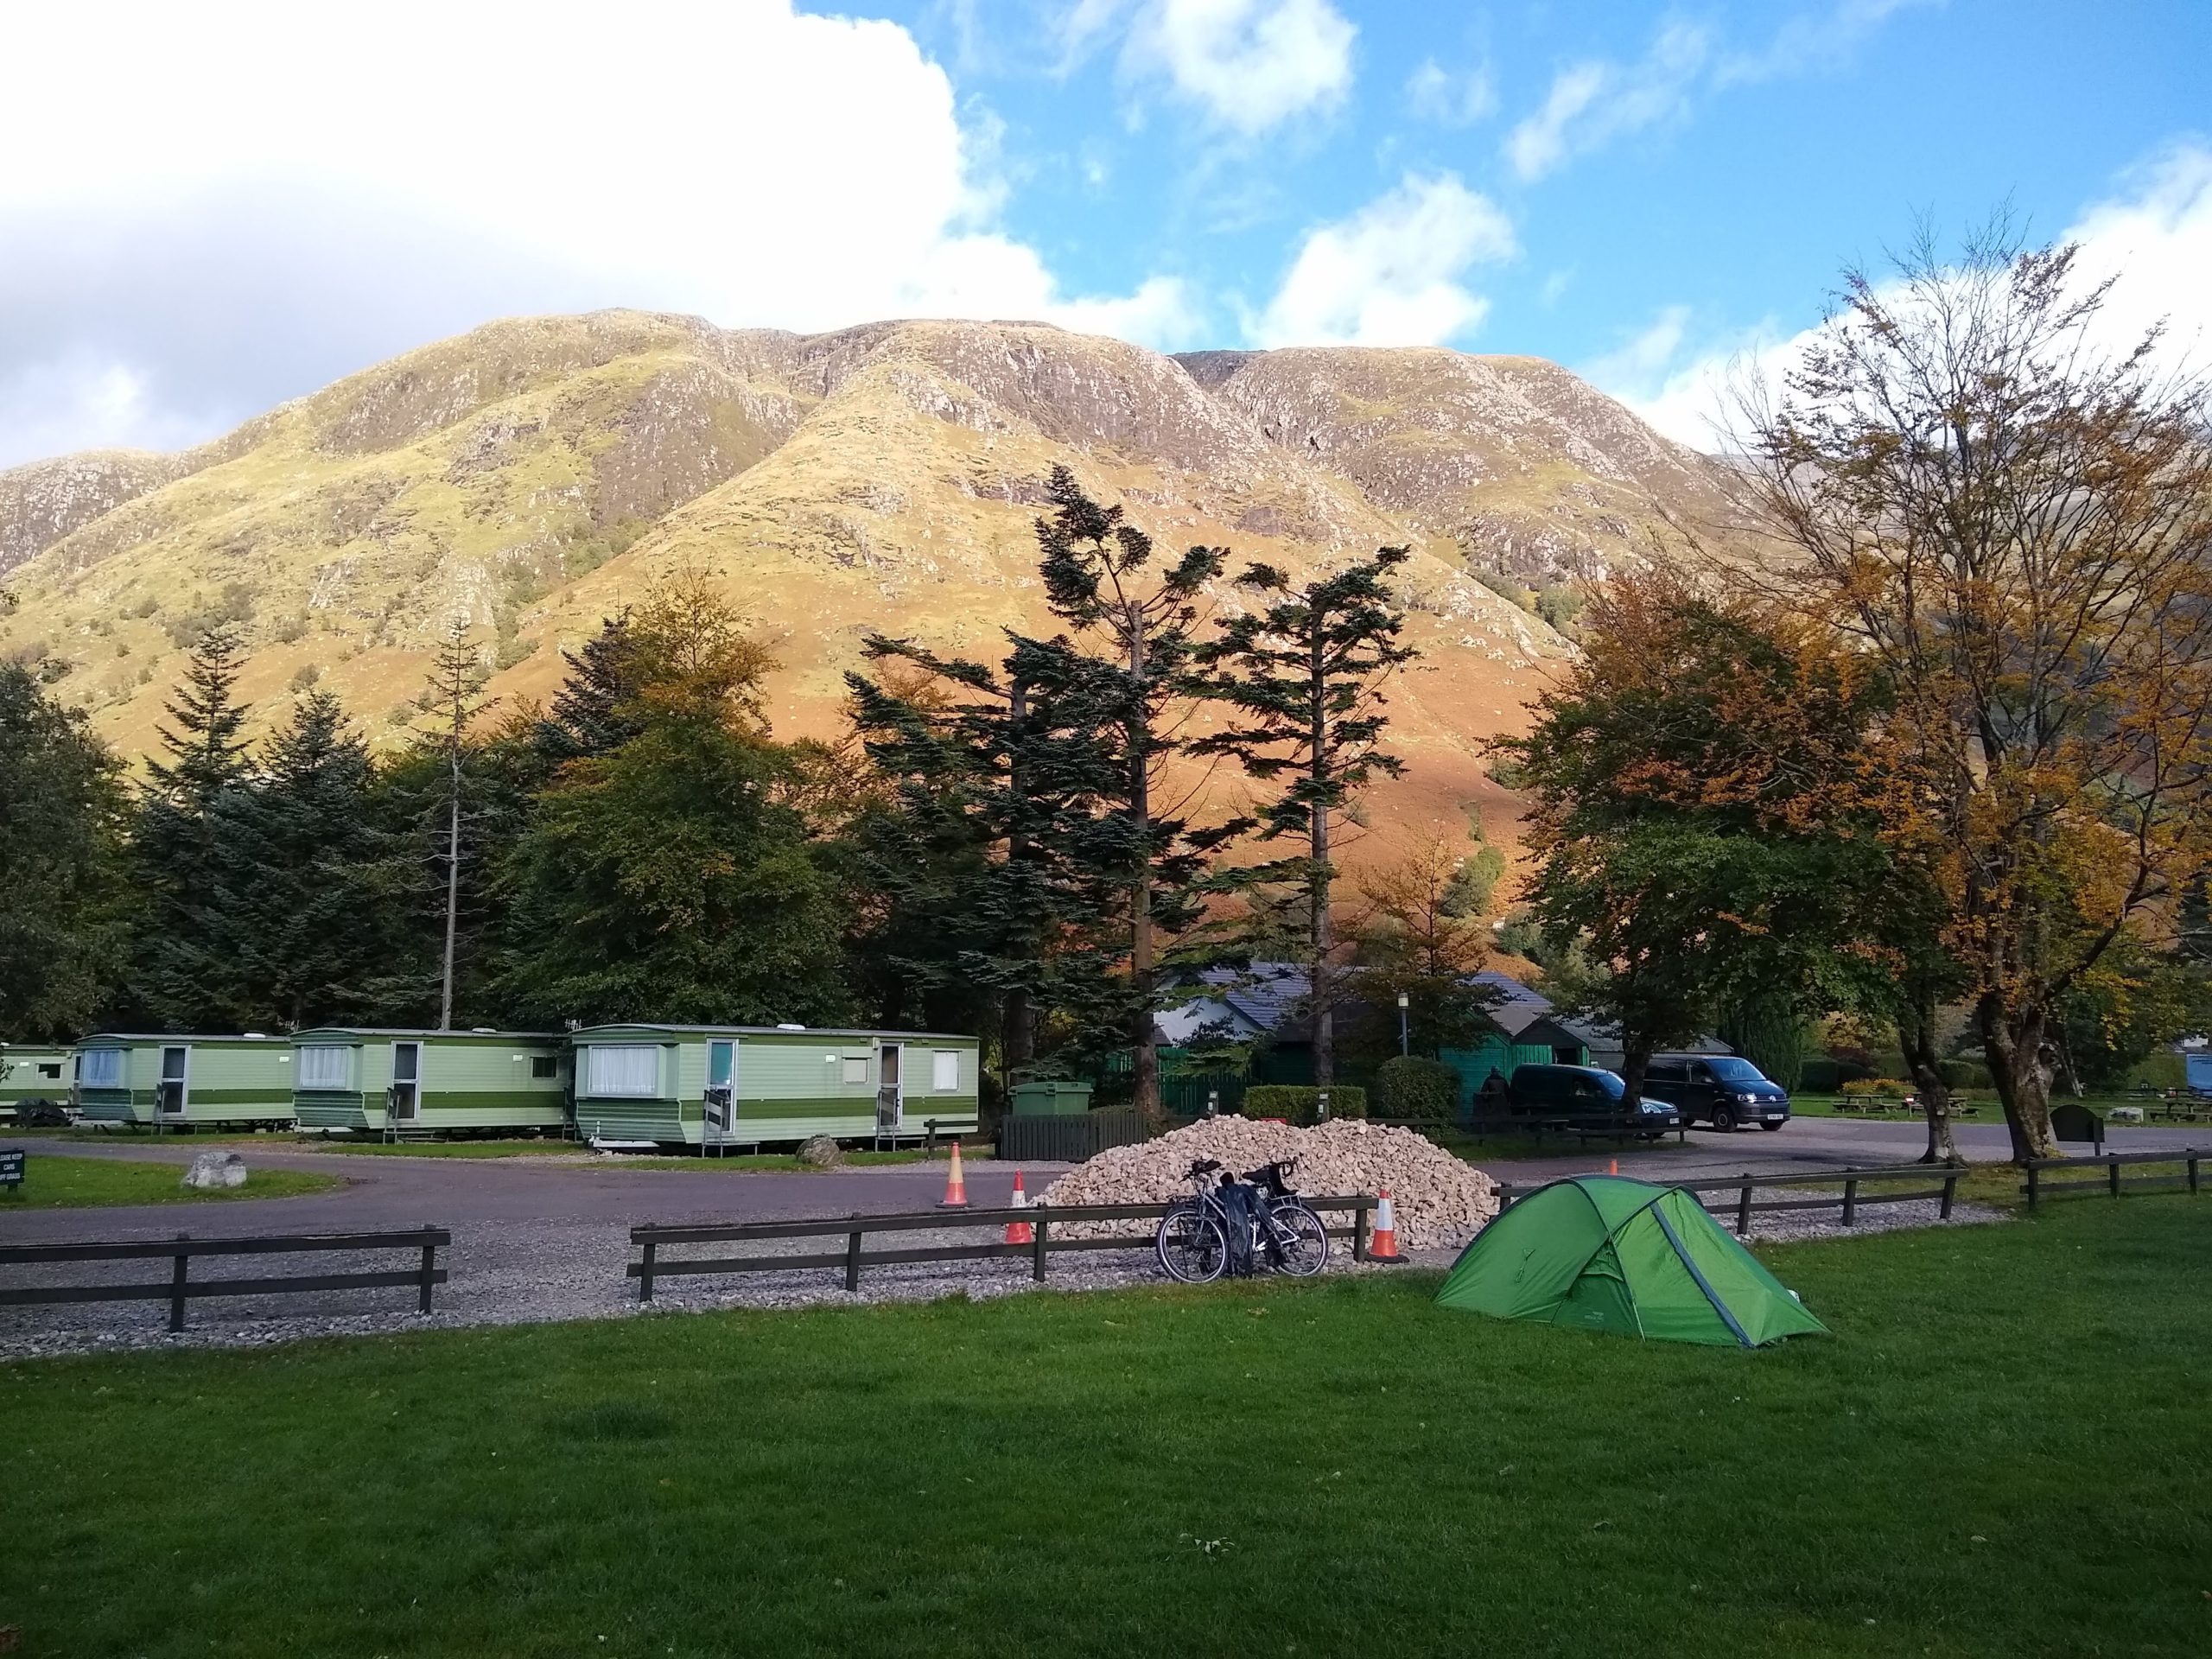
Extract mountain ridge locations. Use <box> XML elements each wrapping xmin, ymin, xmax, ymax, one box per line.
<box><xmin>0</xmin><ymin>310</ymin><xmax>1735</xmax><ymax>856</ymax></box>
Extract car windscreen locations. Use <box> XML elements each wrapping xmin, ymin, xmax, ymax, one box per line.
<box><xmin>1587</xmin><ymin>1070</ymin><xmax>1626</xmax><ymax>1099</ymax></box>
<box><xmin>1704</xmin><ymin>1057</ymin><xmax>1771</xmax><ymax>1084</ymax></box>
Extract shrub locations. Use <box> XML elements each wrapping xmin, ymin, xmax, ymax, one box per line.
<box><xmin>1937</xmin><ymin>1058</ymin><xmax>1993</xmax><ymax>1091</ymax></box>
<box><xmin>1373</xmin><ymin>1056</ymin><xmax>1461</xmax><ymax>1123</ymax></box>
<box><xmin>1241</xmin><ymin>1085</ymin><xmax>1367</xmax><ymax>1125</ymax></box>
<box><xmin>1840</xmin><ymin>1077</ymin><xmax>1912</xmax><ymax>1100</ymax></box>
<box><xmin>1799</xmin><ymin>1057</ymin><xmax>1840</xmax><ymax>1093</ymax></box>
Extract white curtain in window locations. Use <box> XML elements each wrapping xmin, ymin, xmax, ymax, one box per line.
<box><xmin>296</xmin><ymin>1046</ymin><xmax>351</xmax><ymax>1090</ymax></box>
<box><xmin>931</xmin><ymin>1050</ymin><xmax>961</xmax><ymax>1091</ymax></box>
<box><xmin>586</xmin><ymin>1045</ymin><xmax>660</xmax><ymax>1097</ymax></box>
<box><xmin>79</xmin><ymin>1049</ymin><xmax>124</xmax><ymax>1088</ymax></box>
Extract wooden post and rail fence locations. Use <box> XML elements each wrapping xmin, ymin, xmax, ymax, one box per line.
<box><xmin>0</xmin><ymin>1227</ymin><xmax>449</xmax><ymax>1333</ymax></box>
<box><xmin>626</xmin><ymin>1195</ymin><xmax>1380</xmax><ymax>1300</ymax></box>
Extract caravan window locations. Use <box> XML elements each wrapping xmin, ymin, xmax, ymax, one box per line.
<box><xmin>36</xmin><ymin>1062</ymin><xmax>60</xmax><ymax>1079</ymax></box>
<box><xmin>531</xmin><ymin>1056</ymin><xmax>557</xmax><ymax>1079</ymax></box>
<box><xmin>296</xmin><ymin>1046</ymin><xmax>352</xmax><ymax>1090</ymax></box>
<box><xmin>931</xmin><ymin>1050</ymin><xmax>962</xmax><ymax>1091</ymax></box>
<box><xmin>79</xmin><ymin>1049</ymin><xmax>124</xmax><ymax>1089</ymax></box>
<box><xmin>842</xmin><ymin>1056</ymin><xmax>869</xmax><ymax>1085</ymax></box>
<box><xmin>585</xmin><ymin>1045</ymin><xmax>660</xmax><ymax>1097</ymax></box>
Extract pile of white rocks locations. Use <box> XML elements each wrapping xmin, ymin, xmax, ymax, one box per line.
<box><xmin>1038</xmin><ymin>1116</ymin><xmax>1498</xmax><ymax>1252</ymax></box>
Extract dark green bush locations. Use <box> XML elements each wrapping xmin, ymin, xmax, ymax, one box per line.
<box><xmin>1373</xmin><ymin>1056</ymin><xmax>1462</xmax><ymax>1123</ymax></box>
<box><xmin>1937</xmin><ymin>1059</ymin><xmax>1993</xmax><ymax>1091</ymax></box>
<box><xmin>1798</xmin><ymin>1057</ymin><xmax>1840</xmax><ymax>1093</ymax></box>
<box><xmin>1241</xmin><ymin>1085</ymin><xmax>1367</xmax><ymax>1125</ymax></box>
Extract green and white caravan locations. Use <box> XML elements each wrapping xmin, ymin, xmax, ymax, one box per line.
<box><xmin>71</xmin><ymin>1033</ymin><xmax>294</xmax><ymax>1128</ymax></box>
<box><xmin>569</xmin><ymin>1025</ymin><xmax>982</xmax><ymax>1148</ymax></box>
<box><xmin>0</xmin><ymin>1044</ymin><xmax>73</xmax><ymax>1119</ymax></box>
<box><xmin>290</xmin><ymin>1029</ymin><xmax>570</xmax><ymax>1136</ymax></box>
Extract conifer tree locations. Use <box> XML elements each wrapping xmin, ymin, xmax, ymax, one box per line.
<box><xmin>416</xmin><ymin>619</ymin><xmax>490</xmax><ymax>1030</ymax></box>
<box><xmin>215</xmin><ymin>691</ymin><xmax>383</xmax><ymax>1028</ymax></box>
<box><xmin>134</xmin><ymin>626</ymin><xmax>256</xmax><ymax>1027</ymax></box>
<box><xmin>1191</xmin><ymin>548</ymin><xmax>1417</xmax><ymax>1086</ymax></box>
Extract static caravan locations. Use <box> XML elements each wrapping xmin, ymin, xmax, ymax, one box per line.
<box><xmin>71</xmin><ymin>1034</ymin><xmax>293</xmax><ymax>1128</ymax></box>
<box><xmin>0</xmin><ymin>1045</ymin><xmax>73</xmax><ymax>1119</ymax></box>
<box><xmin>569</xmin><ymin>1025</ymin><xmax>982</xmax><ymax>1148</ymax></box>
<box><xmin>290</xmin><ymin>1029</ymin><xmax>569</xmax><ymax>1136</ymax></box>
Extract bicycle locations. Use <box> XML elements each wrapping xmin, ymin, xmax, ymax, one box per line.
<box><xmin>1155</xmin><ymin>1157</ymin><xmax>1331</xmax><ymax>1283</ymax></box>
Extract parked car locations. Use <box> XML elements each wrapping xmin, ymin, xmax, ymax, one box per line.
<box><xmin>1497</xmin><ymin>1065</ymin><xmax>1681</xmax><ymax>1139</ymax></box>
<box><xmin>1643</xmin><ymin>1054</ymin><xmax>1792</xmax><ymax>1131</ymax></box>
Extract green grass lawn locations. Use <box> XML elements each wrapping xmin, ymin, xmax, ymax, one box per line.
<box><xmin>3</xmin><ymin>1200</ymin><xmax>2208</xmax><ymax>1656</ymax></box>
<box><xmin>4</xmin><ymin>1154</ymin><xmax>342</xmax><ymax>1209</ymax></box>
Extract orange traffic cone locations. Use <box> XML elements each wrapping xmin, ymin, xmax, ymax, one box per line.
<box><xmin>1005</xmin><ymin>1169</ymin><xmax>1033</xmax><ymax>1245</ymax></box>
<box><xmin>938</xmin><ymin>1138</ymin><xmax>969</xmax><ymax>1208</ymax></box>
<box><xmin>1608</xmin><ymin>1158</ymin><xmax>1618</xmax><ymax>1176</ymax></box>
<box><xmin>1368</xmin><ymin>1187</ymin><xmax>1404</xmax><ymax>1263</ymax></box>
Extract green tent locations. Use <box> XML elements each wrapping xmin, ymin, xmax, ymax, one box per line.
<box><xmin>1436</xmin><ymin>1175</ymin><xmax>1828</xmax><ymax>1348</ymax></box>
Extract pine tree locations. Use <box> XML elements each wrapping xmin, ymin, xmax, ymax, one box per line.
<box><xmin>133</xmin><ymin>626</ymin><xmax>256</xmax><ymax>1027</ymax></box>
<box><xmin>416</xmin><ymin>619</ymin><xmax>490</xmax><ymax>1031</ymax></box>
<box><xmin>1026</xmin><ymin>466</ymin><xmax>1235</xmax><ymax>1117</ymax></box>
<box><xmin>215</xmin><ymin>691</ymin><xmax>384</xmax><ymax>1028</ymax></box>
<box><xmin>1191</xmin><ymin>548</ymin><xmax>1417</xmax><ymax>1086</ymax></box>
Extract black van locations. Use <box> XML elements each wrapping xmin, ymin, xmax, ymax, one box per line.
<box><xmin>1497</xmin><ymin>1065</ymin><xmax>1681</xmax><ymax>1139</ymax></box>
<box><xmin>1642</xmin><ymin>1054</ymin><xmax>1792</xmax><ymax>1131</ymax></box>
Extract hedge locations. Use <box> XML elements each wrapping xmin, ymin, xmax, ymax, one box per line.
<box><xmin>1240</xmin><ymin>1085</ymin><xmax>1368</xmax><ymax>1125</ymax></box>
<box><xmin>1373</xmin><ymin>1056</ymin><xmax>1461</xmax><ymax>1124</ymax></box>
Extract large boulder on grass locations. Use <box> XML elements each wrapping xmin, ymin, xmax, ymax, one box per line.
<box><xmin>797</xmin><ymin>1135</ymin><xmax>844</xmax><ymax>1169</ymax></box>
<box><xmin>181</xmin><ymin>1151</ymin><xmax>248</xmax><ymax>1191</ymax></box>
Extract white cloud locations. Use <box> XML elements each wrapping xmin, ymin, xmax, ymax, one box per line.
<box><xmin>2063</xmin><ymin>142</ymin><xmax>2212</xmax><ymax>365</ymax></box>
<box><xmin>1506</xmin><ymin>20</ymin><xmax>1712</xmax><ymax>181</ymax></box>
<box><xmin>1507</xmin><ymin>3</ymin><xmax>1932</xmax><ymax>181</ymax></box>
<box><xmin>1581</xmin><ymin>140</ymin><xmax>2212</xmax><ymax>452</ymax></box>
<box><xmin>1252</xmin><ymin>174</ymin><xmax>1516</xmax><ymax>348</ymax></box>
<box><xmin>1122</xmin><ymin>0</ymin><xmax>1357</xmax><ymax>135</ymax></box>
<box><xmin>1407</xmin><ymin>55</ymin><xmax>1497</xmax><ymax>127</ymax></box>
<box><xmin>0</xmin><ymin>0</ymin><xmax>1197</xmax><ymax>467</ymax></box>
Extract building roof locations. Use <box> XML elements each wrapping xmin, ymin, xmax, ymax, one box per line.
<box><xmin>290</xmin><ymin>1028</ymin><xmax>563</xmax><ymax>1042</ymax></box>
<box><xmin>1470</xmin><ymin>970</ymin><xmax>1555</xmax><ymax>1037</ymax></box>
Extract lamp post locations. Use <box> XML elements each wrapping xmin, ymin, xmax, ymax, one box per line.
<box><xmin>1397</xmin><ymin>991</ymin><xmax>1410</xmax><ymax>1058</ymax></box>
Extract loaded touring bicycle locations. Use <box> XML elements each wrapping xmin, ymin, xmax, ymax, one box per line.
<box><xmin>569</xmin><ymin>1025</ymin><xmax>982</xmax><ymax>1151</ymax></box>
<box><xmin>71</xmin><ymin>1033</ymin><xmax>293</xmax><ymax>1130</ymax></box>
<box><xmin>290</xmin><ymin>1029</ymin><xmax>570</xmax><ymax>1139</ymax></box>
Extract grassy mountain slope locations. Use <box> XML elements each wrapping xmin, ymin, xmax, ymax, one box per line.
<box><xmin>0</xmin><ymin>310</ymin><xmax>1728</xmax><ymax>855</ymax></box>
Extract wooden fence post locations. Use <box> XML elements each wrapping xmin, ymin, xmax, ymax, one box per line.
<box><xmin>1940</xmin><ymin>1170</ymin><xmax>1957</xmax><ymax>1221</ymax></box>
<box><xmin>844</xmin><ymin>1230</ymin><xmax>863</xmax><ymax>1294</ymax></box>
<box><xmin>168</xmin><ymin>1235</ymin><xmax>190</xmax><ymax>1333</ymax></box>
<box><xmin>2108</xmin><ymin>1156</ymin><xmax>2122</xmax><ymax>1198</ymax></box>
<box><xmin>1841</xmin><ymin>1178</ymin><xmax>1859</xmax><ymax>1227</ymax></box>
<box><xmin>417</xmin><ymin>1231</ymin><xmax>437</xmax><ymax>1314</ymax></box>
<box><xmin>1737</xmin><ymin>1177</ymin><xmax>1753</xmax><ymax>1236</ymax></box>
<box><xmin>638</xmin><ymin>1236</ymin><xmax>658</xmax><ymax>1302</ymax></box>
<box><xmin>2190</xmin><ymin>1154</ymin><xmax>2201</xmax><ymax>1197</ymax></box>
<box><xmin>1032</xmin><ymin>1215</ymin><xmax>1049</xmax><ymax>1283</ymax></box>
<box><xmin>2025</xmin><ymin>1161</ymin><xmax>2040</xmax><ymax>1208</ymax></box>
<box><xmin>1353</xmin><ymin>1199</ymin><xmax>1370</xmax><ymax>1263</ymax></box>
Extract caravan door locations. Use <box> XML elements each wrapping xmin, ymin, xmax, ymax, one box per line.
<box><xmin>156</xmin><ymin>1046</ymin><xmax>189</xmax><ymax>1118</ymax></box>
<box><xmin>704</xmin><ymin>1039</ymin><xmax>736</xmax><ymax>1143</ymax></box>
<box><xmin>389</xmin><ymin>1042</ymin><xmax>421</xmax><ymax>1122</ymax></box>
<box><xmin>875</xmin><ymin>1043</ymin><xmax>903</xmax><ymax>1131</ymax></box>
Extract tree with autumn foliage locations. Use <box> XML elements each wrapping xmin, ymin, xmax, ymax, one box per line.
<box><xmin>1734</xmin><ymin>224</ymin><xmax>2212</xmax><ymax>1160</ymax></box>
<box><xmin>1499</xmin><ymin>572</ymin><xmax>1900</xmax><ymax>1109</ymax></box>
<box><xmin>1346</xmin><ymin>824</ymin><xmax>1502</xmax><ymax>1060</ymax></box>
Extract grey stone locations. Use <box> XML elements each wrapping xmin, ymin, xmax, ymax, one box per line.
<box><xmin>181</xmin><ymin>1151</ymin><xmax>248</xmax><ymax>1191</ymax></box>
<box><xmin>796</xmin><ymin>1135</ymin><xmax>844</xmax><ymax>1169</ymax></box>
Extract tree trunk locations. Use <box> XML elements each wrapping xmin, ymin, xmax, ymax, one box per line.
<box><xmin>1618</xmin><ymin>1044</ymin><xmax>1651</xmax><ymax>1111</ymax></box>
<box><xmin>438</xmin><ymin>741</ymin><xmax>461</xmax><ymax>1033</ymax></box>
<box><xmin>1979</xmin><ymin>991</ymin><xmax>2059</xmax><ymax>1160</ymax></box>
<box><xmin>1897</xmin><ymin>1003</ymin><xmax>1958</xmax><ymax>1164</ymax></box>
<box><xmin>1308</xmin><ymin>704</ymin><xmax>1334</xmax><ymax>1089</ymax></box>
<box><xmin>1127</xmin><ymin>617</ymin><xmax>1160</xmax><ymax>1123</ymax></box>
<box><xmin>1001</xmin><ymin>678</ymin><xmax>1036</xmax><ymax>1078</ymax></box>
<box><xmin>1002</xmin><ymin>987</ymin><xmax>1033</xmax><ymax>1073</ymax></box>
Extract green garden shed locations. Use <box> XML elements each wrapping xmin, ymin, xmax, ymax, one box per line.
<box><xmin>71</xmin><ymin>1033</ymin><xmax>294</xmax><ymax>1129</ymax></box>
<box><xmin>0</xmin><ymin>1045</ymin><xmax>73</xmax><ymax>1118</ymax></box>
<box><xmin>290</xmin><ymin>1029</ymin><xmax>569</xmax><ymax>1136</ymax></box>
<box><xmin>1436</xmin><ymin>1175</ymin><xmax>1829</xmax><ymax>1348</ymax></box>
<box><xmin>569</xmin><ymin>1025</ymin><xmax>981</xmax><ymax>1148</ymax></box>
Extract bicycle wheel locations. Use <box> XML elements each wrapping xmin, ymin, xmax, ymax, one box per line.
<box><xmin>1266</xmin><ymin>1203</ymin><xmax>1331</xmax><ymax>1276</ymax></box>
<box><xmin>1156</xmin><ymin>1206</ymin><xmax>1229</xmax><ymax>1283</ymax></box>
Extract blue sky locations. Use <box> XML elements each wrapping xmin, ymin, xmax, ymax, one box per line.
<box><xmin>2</xmin><ymin>0</ymin><xmax>2206</xmax><ymax>462</ymax></box>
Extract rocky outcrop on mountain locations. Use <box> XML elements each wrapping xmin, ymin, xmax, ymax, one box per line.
<box><xmin>0</xmin><ymin>450</ymin><xmax>194</xmax><ymax>579</ymax></box>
